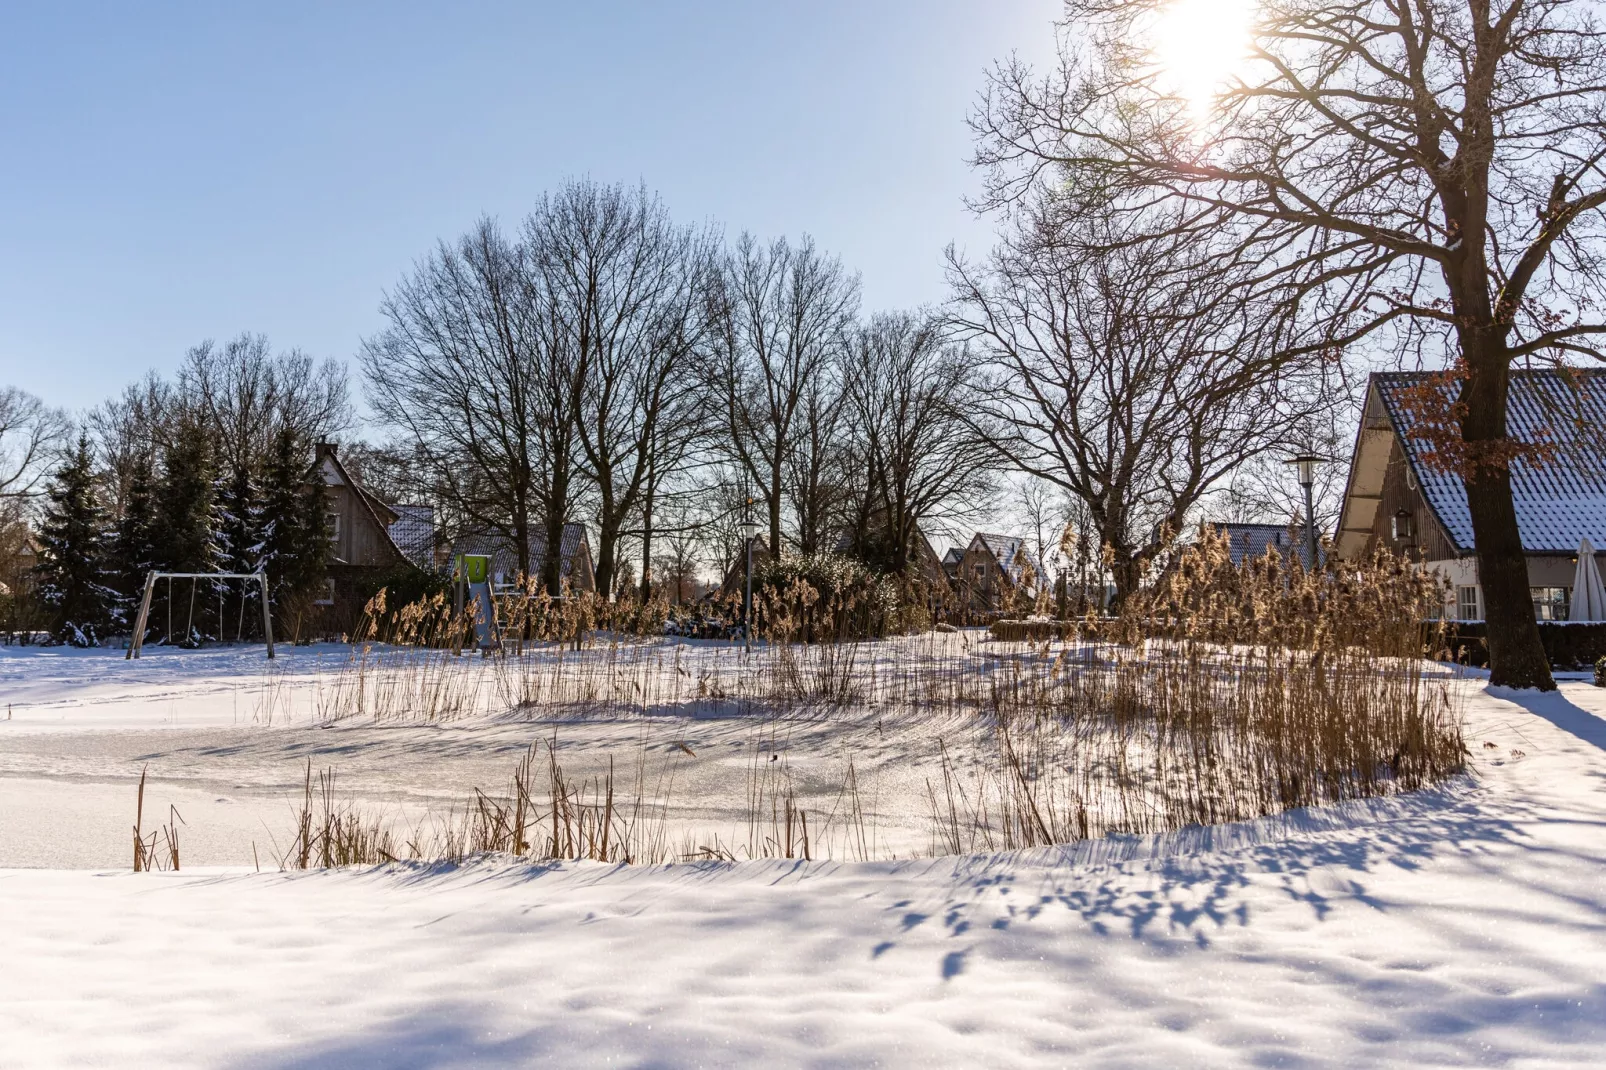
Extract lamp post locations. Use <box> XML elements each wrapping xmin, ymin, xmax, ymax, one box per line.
<box><xmin>740</xmin><ymin>510</ymin><xmax>760</xmax><ymax>653</ymax></box>
<box><xmin>1285</xmin><ymin>455</ymin><xmax>1323</xmax><ymax>568</ymax></box>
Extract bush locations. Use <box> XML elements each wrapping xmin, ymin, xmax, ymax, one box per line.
<box><xmin>1440</xmin><ymin>621</ymin><xmax>1606</xmax><ymax>672</ymax></box>
<box><xmin>752</xmin><ymin>553</ymin><xmax>900</xmax><ymax>641</ymax></box>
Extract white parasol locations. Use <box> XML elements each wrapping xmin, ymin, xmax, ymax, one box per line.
<box><xmin>1569</xmin><ymin>537</ymin><xmax>1606</xmax><ymax>621</ymax></box>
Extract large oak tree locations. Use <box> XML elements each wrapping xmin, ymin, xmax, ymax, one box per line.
<box><xmin>973</xmin><ymin>0</ymin><xmax>1606</xmax><ymax>687</ymax></box>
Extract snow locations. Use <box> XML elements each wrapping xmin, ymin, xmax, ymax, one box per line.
<box><xmin>3</xmin><ymin>643</ymin><xmax>1606</xmax><ymax>1066</ymax></box>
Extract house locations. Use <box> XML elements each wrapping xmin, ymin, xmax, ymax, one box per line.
<box><xmin>309</xmin><ymin>443</ymin><xmax>412</xmax><ymax>627</ymax></box>
<box><xmin>953</xmin><ymin>532</ymin><xmax>1046</xmax><ymax>616</ymax></box>
<box><xmin>1206</xmin><ymin>522</ymin><xmax>1311</xmax><ymax>568</ymax></box>
<box><xmin>452</xmin><ymin>522</ymin><xmax>597</xmax><ymax>595</ymax></box>
<box><xmin>1332</xmin><ymin>370</ymin><xmax>1606</xmax><ymax>621</ymax></box>
<box><xmin>941</xmin><ymin>547</ymin><xmax>964</xmax><ymax>586</ymax></box>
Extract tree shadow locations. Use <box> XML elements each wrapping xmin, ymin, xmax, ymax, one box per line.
<box><xmin>1488</xmin><ymin>685</ymin><xmax>1606</xmax><ymax>752</ymax></box>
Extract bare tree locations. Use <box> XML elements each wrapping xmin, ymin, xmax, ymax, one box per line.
<box><xmin>363</xmin><ymin>218</ymin><xmax>548</xmax><ymax>583</ymax></box>
<box><xmin>532</xmin><ymin>180</ymin><xmax>716</xmax><ymax>598</ymax></box>
<box><xmin>0</xmin><ymin>387</ymin><xmax>70</xmax><ymax>503</ymax></box>
<box><xmin>949</xmin><ymin>207</ymin><xmax>1328</xmax><ymax>602</ymax></box>
<box><xmin>785</xmin><ymin>371</ymin><xmax>849</xmax><ymax>556</ymax></box>
<box><xmin>179</xmin><ymin>334</ymin><xmax>349</xmax><ymax>478</ymax></box>
<box><xmin>972</xmin><ymin>0</ymin><xmax>1606</xmax><ymax>683</ymax></box>
<box><xmin>707</xmin><ymin>233</ymin><xmax>860</xmax><ymax>556</ymax></box>
<box><xmin>90</xmin><ymin>375</ymin><xmax>171</xmax><ymax>519</ymax></box>
<box><xmin>1213</xmin><ymin>403</ymin><xmax>1359</xmax><ymax>537</ymax></box>
<box><xmin>841</xmin><ymin>312</ymin><xmax>996</xmax><ymax>578</ymax></box>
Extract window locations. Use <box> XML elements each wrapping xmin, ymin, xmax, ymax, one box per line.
<box><xmin>328</xmin><ymin>510</ymin><xmax>341</xmax><ymax>543</ymax></box>
<box><xmin>972</xmin><ymin>563</ymin><xmax>986</xmax><ymax>583</ymax></box>
<box><xmin>1457</xmin><ymin>586</ymin><xmax>1480</xmax><ymax>621</ymax></box>
<box><xmin>1391</xmin><ymin>510</ymin><xmax>1414</xmax><ymax>541</ymax></box>
<box><xmin>314</xmin><ymin>578</ymin><xmax>336</xmax><ymax>606</ymax></box>
<box><xmin>1531</xmin><ymin>587</ymin><xmax>1570</xmax><ymax>622</ymax></box>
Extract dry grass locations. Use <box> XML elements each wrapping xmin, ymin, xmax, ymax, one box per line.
<box><xmin>284</xmin><ymin>534</ymin><xmax>1462</xmax><ymax>868</ymax></box>
<box><xmin>132</xmin><ymin>765</ymin><xmax>186</xmax><ymax>872</ymax></box>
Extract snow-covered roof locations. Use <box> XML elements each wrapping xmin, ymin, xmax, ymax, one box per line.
<box><xmin>973</xmin><ymin>533</ymin><xmax>1045</xmax><ymax>590</ymax></box>
<box><xmin>1373</xmin><ymin>370</ymin><xmax>1606</xmax><ymax>554</ymax></box>
<box><xmin>388</xmin><ymin>504</ymin><xmax>436</xmax><ymax>569</ymax></box>
<box><xmin>1207</xmin><ymin>522</ymin><xmax>1307</xmax><ymax>567</ymax></box>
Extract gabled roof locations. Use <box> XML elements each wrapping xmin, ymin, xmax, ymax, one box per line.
<box><xmin>1338</xmin><ymin>370</ymin><xmax>1606</xmax><ymax>557</ymax></box>
<box><xmin>970</xmin><ymin>532</ymin><xmax>1046</xmax><ymax>590</ymax></box>
<box><xmin>941</xmin><ymin>547</ymin><xmax>964</xmax><ymax>566</ymax></box>
<box><xmin>310</xmin><ymin>444</ymin><xmax>407</xmax><ymax>566</ymax></box>
<box><xmin>1207</xmin><ymin>522</ymin><xmax>1307</xmax><ymax>567</ymax></box>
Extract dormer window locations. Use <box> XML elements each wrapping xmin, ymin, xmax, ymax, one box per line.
<box><xmin>1391</xmin><ymin>510</ymin><xmax>1414</xmax><ymax>541</ymax></box>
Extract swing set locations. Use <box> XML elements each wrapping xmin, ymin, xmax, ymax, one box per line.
<box><xmin>125</xmin><ymin>571</ymin><xmax>276</xmax><ymax>660</ymax></box>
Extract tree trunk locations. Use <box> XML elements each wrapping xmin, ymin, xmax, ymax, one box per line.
<box><xmin>1460</xmin><ymin>360</ymin><xmax>1555</xmax><ymax>690</ymax></box>
<box><xmin>768</xmin><ymin>466</ymin><xmax>783</xmax><ymax>559</ymax></box>
<box><xmin>1107</xmin><ymin>542</ymin><xmax>1143</xmax><ymax>608</ymax></box>
<box><xmin>593</xmin><ymin>525</ymin><xmax>617</xmax><ymax>601</ymax></box>
<box><xmin>638</xmin><ymin>489</ymin><xmax>655</xmax><ymax>602</ymax></box>
<box><xmin>541</xmin><ymin>512</ymin><xmax>564</xmax><ymax>597</ymax></box>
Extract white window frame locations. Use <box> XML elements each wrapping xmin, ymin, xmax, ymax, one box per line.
<box><xmin>314</xmin><ymin>578</ymin><xmax>336</xmax><ymax>606</ymax></box>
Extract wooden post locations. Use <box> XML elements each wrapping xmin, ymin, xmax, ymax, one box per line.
<box><xmin>126</xmin><ymin>571</ymin><xmax>157</xmax><ymax>659</ymax></box>
<box><xmin>258</xmin><ymin>572</ymin><xmax>275</xmax><ymax>659</ymax></box>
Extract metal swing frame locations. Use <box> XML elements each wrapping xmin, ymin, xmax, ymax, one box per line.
<box><xmin>126</xmin><ymin>571</ymin><xmax>275</xmax><ymax>659</ymax></box>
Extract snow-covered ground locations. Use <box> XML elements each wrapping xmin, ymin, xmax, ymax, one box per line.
<box><xmin>3</xmin><ymin>642</ymin><xmax>1606</xmax><ymax>1066</ymax></box>
<box><xmin>0</xmin><ymin>641</ymin><xmax>983</xmax><ymax>867</ymax></box>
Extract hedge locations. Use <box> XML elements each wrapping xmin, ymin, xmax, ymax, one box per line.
<box><xmin>1439</xmin><ymin>621</ymin><xmax>1606</xmax><ymax>671</ymax></box>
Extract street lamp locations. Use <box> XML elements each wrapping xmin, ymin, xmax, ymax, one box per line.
<box><xmin>740</xmin><ymin>507</ymin><xmax>760</xmax><ymax>653</ymax></box>
<box><xmin>1285</xmin><ymin>455</ymin><xmax>1323</xmax><ymax>568</ymax></box>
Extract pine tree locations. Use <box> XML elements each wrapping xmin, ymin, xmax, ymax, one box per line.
<box><xmin>215</xmin><ymin>459</ymin><xmax>264</xmax><ymax>642</ymax></box>
<box><xmin>258</xmin><ymin>428</ymin><xmax>330</xmax><ymax>632</ymax></box>
<box><xmin>35</xmin><ymin>434</ymin><xmax>112</xmax><ymax>646</ymax></box>
<box><xmin>109</xmin><ymin>455</ymin><xmax>158</xmax><ymax>630</ymax></box>
<box><xmin>151</xmin><ymin>421</ymin><xmax>220</xmax><ymax>644</ymax></box>
<box><xmin>152</xmin><ymin>421</ymin><xmax>220</xmax><ymax>575</ymax></box>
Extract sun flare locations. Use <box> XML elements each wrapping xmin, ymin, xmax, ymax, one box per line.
<box><xmin>1150</xmin><ymin>0</ymin><xmax>1256</xmax><ymax>125</ymax></box>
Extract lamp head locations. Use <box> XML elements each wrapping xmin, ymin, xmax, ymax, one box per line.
<box><xmin>1285</xmin><ymin>454</ymin><xmax>1323</xmax><ymax>488</ymax></box>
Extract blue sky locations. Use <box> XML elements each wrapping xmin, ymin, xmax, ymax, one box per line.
<box><xmin>0</xmin><ymin>2</ymin><xmax>1061</xmax><ymax>415</ymax></box>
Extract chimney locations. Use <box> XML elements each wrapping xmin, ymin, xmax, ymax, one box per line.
<box><xmin>315</xmin><ymin>442</ymin><xmax>337</xmax><ymax>461</ymax></box>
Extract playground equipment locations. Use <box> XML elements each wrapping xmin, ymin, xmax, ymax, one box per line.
<box><xmin>126</xmin><ymin>571</ymin><xmax>276</xmax><ymax>659</ymax></box>
<box><xmin>453</xmin><ymin>554</ymin><xmax>501</xmax><ymax>653</ymax></box>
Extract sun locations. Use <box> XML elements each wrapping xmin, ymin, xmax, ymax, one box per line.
<box><xmin>1150</xmin><ymin>0</ymin><xmax>1256</xmax><ymax>125</ymax></box>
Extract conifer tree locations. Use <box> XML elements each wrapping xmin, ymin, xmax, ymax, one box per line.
<box><xmin>109</xmin><ymin>454</ymin><xmax>158</xmax><ymax>630</ymax></box>
<box><xmin>153</xmin><ymin>421</ymin><xmax>220</xmax><ymax>575</ymax></box>
<box><xmin>35</xmin><ymin>434</ymin><xmax>112</xmax><ymax>646</ymax></box>
<box><xmin>217</xmin><ymin>461</ymin><xmax>260</xmax><ymax>576</ymax></box>
<box><xmin>258</xmin><ymin>428</ymin><xmax>330</xmax><ymax>633</ymax></box>
<box><xmin>214</xmin><ymin>459</ymin><xmax>263</xmax><ymax>640</ymax></box>
<box><xmin>151</xmin><ymin>421</ymin><xmax>220</xmax><ymax>643</ymax></box>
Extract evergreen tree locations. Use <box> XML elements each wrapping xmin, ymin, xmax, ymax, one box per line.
<box><xmin>109</xmin><ymin>454</ymin><xmax>158</xmax><ymax>630</ymax></box>
<box><xmin>35</xmin><ymin>434</ymin><xmax>112</xmax><ymax>646</ymax></box>
<box><xmin>152</xmin><ymin>421</ymin><xmax>220</xmax><ymax>575</ymax></box>
<box><xmin>258</xmin><ymin>428</ymin><xmax>330</xmax><ymax>632</ymax></box>
<box><xmin>151</xmin><ymin>421</ymin><xmax>220</xmax><ymax>644</ymax></box>
<box><xmin>217</xmin><ymin>461</ymin><xmax>261</xmax><ymax>575</ymax></box>
<box><xmin>213</xmin><ymin>459</ymin><xmax>260</xmax><ymax>640</ymax></box>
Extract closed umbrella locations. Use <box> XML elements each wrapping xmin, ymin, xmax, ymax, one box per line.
<box><xmin>1569</xmin><ymin>537</ymin><xmax>1606</xmax><ymax>621</ymax></box>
